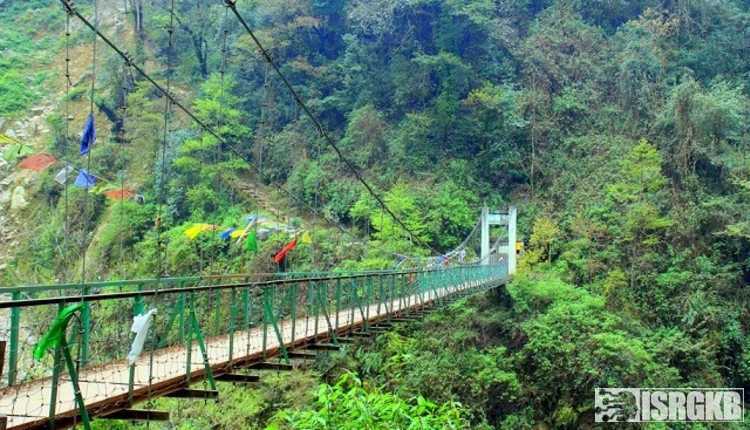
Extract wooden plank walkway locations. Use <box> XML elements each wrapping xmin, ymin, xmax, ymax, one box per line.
<box><xmin>0</xmin><ymin>281</ymin><xmax>483</xmax><ymax>429</ymax></box>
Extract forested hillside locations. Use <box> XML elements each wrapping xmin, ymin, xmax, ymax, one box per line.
<box><xmin>1</xmin><ymin>0</ymin><xmax>750</xmax><ymax>428</ymax></box>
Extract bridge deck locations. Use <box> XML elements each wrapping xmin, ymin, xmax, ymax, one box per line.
<box><xmin>0</xmin><ymin>282</ymin><xmax>480</xmax><ymax>429</ymax></box>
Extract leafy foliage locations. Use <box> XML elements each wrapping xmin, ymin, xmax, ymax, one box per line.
<box><xmin>4</xmin><ymin>0</ymin><xmax>750</xmax><ymax>427</ymax></box>
<box><xmin>273</xmin><ymin>372</ymin><xmax>469</xmax><ymax>429</ymax></box>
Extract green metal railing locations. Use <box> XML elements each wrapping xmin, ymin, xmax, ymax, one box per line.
<box><xmin>0</xmin><ymin>269</ymin><xmax>415</xmax><ymax>386</ymax></box>
<box><xmin>0</xmin><ymin>264</ymin><xmax>507</xmax><ymax>430</ymax></box>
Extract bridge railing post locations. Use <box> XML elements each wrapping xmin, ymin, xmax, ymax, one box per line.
<box><xmin>178</xmin><ymin>289</ymin><xmax>186</xmax><ymax>344</ymax></box>
<box><xmin>377</xmin><ymin>275</ymin><xmax>384</xmax><ymax>317</ymax></box>
<box><xmin>407</xmin><ymin>273</ymin><xmax>414</xmax><ymax>308</ymax></box>
<box><xmin>7</xmin><ymin>291</ymin><xmax>19</xmax><ymax>386</ymax></box>
<box><xmin>261</xmin><ymin>287</ymin><xmax>269</xmax><ymax>359</ymax></box>
<box><xmin>290</xmin><ymin>283</ymin><xmax>298</xmax><ymax>346</ymax></box>
<box><xmin>432</xmin><ymin>270</ymin><xmax>438</xmax><ymax>303</ymax></box>
<box><xmin>418</xmin><ymin>272</ymin><xmax>424</xmax><ymax>305</ymax></box>
<box><xmin>427</xmin><ymin>271</ymin><xmax>433</xmax><ymax>306</ymax></box>
<box><xmin>228</xmin><ymin>287</ymin><xmax>237</xmax><ymax>364</ymax></box>
<box><xmin>47</xmin><ymin>303</ymin><xmax>64</xmax><ymax>422</ymax></box>
<box><xmin>399</xmin><ymin>273</ymin><xmax>406</xmax><ymax>312</ymax></box>
<box><xmin>185</xmin><ymin>292</ymin><xmax>194</xmax><ymax>383</ymax></box>
<box><xmin>317</xmin><ymin>280</ymin><xmax>336</xmax><ymax>343</ymax></box>
<box><xmin>388</xmin><ymin>274</ymin><xmax>395</xmax><ymax>316</ymax></box>
<box><xmin>312</xmin><ymin>280</ymin><xmax>320</xmax><ymax>338</ymax></box>
<box><xmin>212</xmin><ymin>288</ymin><xmax>222</xmax><ymax>337</ymax></box>
<box><xmin>128</xmin><ymin>286</ymin><xmax>145</xmax><ymax>405</ymax></box>
<box><xmin>242</xmin><ymin>286</ymin><xmax>251</xmax><ymax>358</ymax></box>
<box><xmin>365</xmin><ymin>276</ymin><xmax>372</xmax><ymax>324</ymax></box>
<box><xmin>335</xmin><ymin>278</ymin><xmax>341</xmax><ymax>331</ymax></box>
<box><xmin>348</xmin><ymin>279</ymin><xmax>356</xmax><ymax>334</ymax></box>
<box><xmin>80</xmin><ymin>284</ymin><xmax>90</xmax><ymax>367</ymax></box>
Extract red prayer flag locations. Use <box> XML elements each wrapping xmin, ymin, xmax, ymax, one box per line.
<box><xmin>273</xmin><ymin>238</ymin><xmax>297</xmax><ymax>264</ymax></box>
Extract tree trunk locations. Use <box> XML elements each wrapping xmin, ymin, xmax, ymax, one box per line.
<box><xmin>129</xmin><ymin>0</ymin><xmax>144</xmax><ymax>39</ymax></box>
<box><xmin>191</xmin><ymin>35</ymin><xmax>209</xmax><ymax>79</ymax></box>
<box><xmin>95</xmin><ymin>100</ymin><xmax>123</xmax><ymax>136</ymax></box>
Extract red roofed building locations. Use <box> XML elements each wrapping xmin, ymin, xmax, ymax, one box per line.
<box><xmin>18</xmin><ymin>153</ymin><xmax>57</xmax><ymax>171</ymax></box>
<box><xmin>104</xmin><ymin>189</ymin><xmax>135</xmax><ymax>200</ymax></box>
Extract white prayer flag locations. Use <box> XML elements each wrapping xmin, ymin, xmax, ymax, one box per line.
<box><xmin>54</xmin><ymin>165</ymin><xmax>75</xmax><ymax>185</ymax></box>
<box><xmin>127</xmin><ymin>308</ymin><xmax>157</xmax><ymax>366</ymax></box>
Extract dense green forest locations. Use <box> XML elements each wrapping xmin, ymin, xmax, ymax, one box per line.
<box><xmin>2</xmin><ymin>0</ymin><xmax>750</xmax><ymax>427</ymax></box>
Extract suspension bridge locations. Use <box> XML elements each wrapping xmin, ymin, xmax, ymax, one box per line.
<box><xmin>0</xmin><ymin>0</ymin><xmax>521</xmax><ymax>428</ymax></box>
<box><xmin>0</xmin><ymin>204</ymin><xmax>516</xmax><ymax>430</ymax></box>
<box><xmin>0</xmin><ymin>261</ymin><xmax>509</xmax><ymax>429</ymax></box>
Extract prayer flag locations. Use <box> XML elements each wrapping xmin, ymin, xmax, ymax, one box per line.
<box><xmin>0</xmin><ymin>133</ymin><xmax>20</xmax><ymax>145</ymax></box>
<box><xmin>127</xmin><ymin>309</ymin><xmax>157</xmax><ymax>365</ymax></box>
<box><xmin>33</xmin><ymin>303</ymin><xmax>85</xmax><ymax>361</ymax></box>
<box><xmin>184</xmin><ymin>223</ymin><xmax>215</xmax><ymax>240</ymax></box>
<box><xmin>245</xmin><ymin>230</ymin><xmax>258</xmax><ymax>253</ymax></box>
<box><xmin>219</xmin><ymin>227</ymin><xmax>235</xmax><ymax>241</ymax></box>
<box><xmin>80</xmin><ymin>112</ymin><xmax>96</xmax><ymax>155</ymax></box>
<box><xmin>273</xmin><ymin>238</ymin><xmax>297</xmax><ymax>264</ymax></box>
<box><xmin>230</xmin><ymin>228</ymin><xmax>246</xmax><ymax>239</ymax></box>
<box><xmin>2</xmin><ymin>143</ymin><xmax>33</xmax><ymax>163</ymax></box>
<box><xmin>74</xmin><ymin>169</ymin><xmax>97</xmax><ymax>189</ymax></box>
<box><xmin>54</xmin><ymin>165</ymin><xmax>75</xmax><ymax>185</ymax></box>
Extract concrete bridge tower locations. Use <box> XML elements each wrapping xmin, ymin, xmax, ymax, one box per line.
<box><xmin>480</xmin><ymin>206</ymin><xmax>517</xmax><ymax>274</ymax></box>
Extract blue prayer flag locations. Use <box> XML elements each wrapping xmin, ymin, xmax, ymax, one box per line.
<box><xmin>74</xmin><ymin>169</ymin><xmax>97</xmax><ymax>189</ymax></box>
<box><xmin>80</xmin><ymin>113</ymin><xmax>96</xmax><ymax>155</ymax></box>
<box><xmin>219</xmin><ymin>227</ymin><xmax>235</xmax><ymax>241</ymax></box>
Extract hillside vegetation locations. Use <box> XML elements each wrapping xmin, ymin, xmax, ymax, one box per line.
<box><xmin>1</xmin><ymin>0</ymin><xmax>749</xmax><ymax>428</ymax></box>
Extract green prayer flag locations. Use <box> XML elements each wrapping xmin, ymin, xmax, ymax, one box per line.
<box><xmin>2</xmin><ymin>143</ymin><xmax>33</xmax><ymax>163</ymax></box>
<box><xmin>33</xmin><ymin>303</ymin><xmax>85</xmax><ymax>361</ymax></box>
<box><xmin>245</xmin><ymin>230</ymin><xmax>258</xmax><ymax>253</ymax></box>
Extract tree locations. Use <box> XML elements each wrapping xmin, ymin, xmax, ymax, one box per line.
<box><xmin>657</xmin><ymin>77</ymin><xmax>748</xmax><ymax>185</ymax></box>
<box><xmin>606</xmin><ymin>140</ymin><xmax>672</xmax><ymax>289</ymax></box>
<box><xmin>339</xmin><ymin>105</ymin><xmax>388</xmax><ymax>168</ymax></box>
<box><xmin>171</xmin><ymin>73</ymin><xmax>250</xmax><ymax>219</ymax></box>
<box><xmin>128</xmin><ymin>0</ymin><xmax>145</xmax><ymax>39</ymax></box>
<box><xmin>463</xmin><ymin>83</ymin><xmax>528</xmax><ymax>187</ymax></box>
<box><xmin>511</xmin><ymin>272</ymin><xmax>680</xmax><ymax>427</ymax></box>
<box><xmin>388</xmin><ymin>113</ymin><xmax>435</xmax><ymax>174</ymax></box>
<box><xmin>350</xmin><ymin>183</ymin><xmax>430</xmax><ymax>253</ymax></box>
<box><xmin>423</xmin><ymin>180</ymin><xmax>478</xmax><ymax>250</ymax></box>
<box><xmin>530</xmin><ymin>216</ymin><xmax>560</xmax><ymax>263</ymax></box>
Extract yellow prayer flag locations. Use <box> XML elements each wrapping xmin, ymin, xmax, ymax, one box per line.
<box><xmin>0</xmin><ymin>134</ymin><xmax>20</xmax><ymax>145</ymax></box>
<box><xmin>230</xmin><ymin>228</ymin><xmax>246</xmax><ymax>239</ymax></box>
<box><xmin>184</xmin><ymin>223</ymin><xmax>215</xmax><ymax>240</ymax></box>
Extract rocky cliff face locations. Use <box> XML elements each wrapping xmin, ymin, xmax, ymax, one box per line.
<box><xmin>0</xmin><ymin>0</ymin><xmax>124</xmax><ymax>281</ymax></box>
<box><xmin>0</xmin><ymin>102</ymin><xmax>57</xmax><ymax>275</ymax></box>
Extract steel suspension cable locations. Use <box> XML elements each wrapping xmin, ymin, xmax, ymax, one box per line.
<box><xmin>76</xmin><ymin>0</ymin><xmax>98</xmax><ymax>380</ymax></box>
<box><xmin>63</xmin><ymin>10</ymin><xmax>72</xmax><ymax>282</ymax></box>
<box><xmin>156</xmin><ymin>0</ymin><xmax>176</xmax><ymax>280</ymax></box>
<box><xmin>80</xmin><ymin>0</ymin><xmax>98</xmax><ymax>284</ymax></box>
<box><xmin>395</xmin><ymin>218</ymin><xmax>480</xmax><ymax>268</ymax></box>
<box><xmin>223</xmin><ymin>0</ymin><xmax>439</xmax><ymax>255</ymax></box>
<box><xmin>148</xmin><ymin>0</ymin><xmax>177</xmax><ymax>411</ymax></box>
<box><xmin>208</xmin><ymin>5</ymin><xmax>230</xmax><ymax>276</ymax></box>
<box><xmin>118</xmin><ymin>62</ymin><xmax>134</xmax><ymax>278</ymax></box>
<box><xmin>58</xmin><ymin>0</ymin><xmax>360</xmax><ymax>247</ymax></box>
